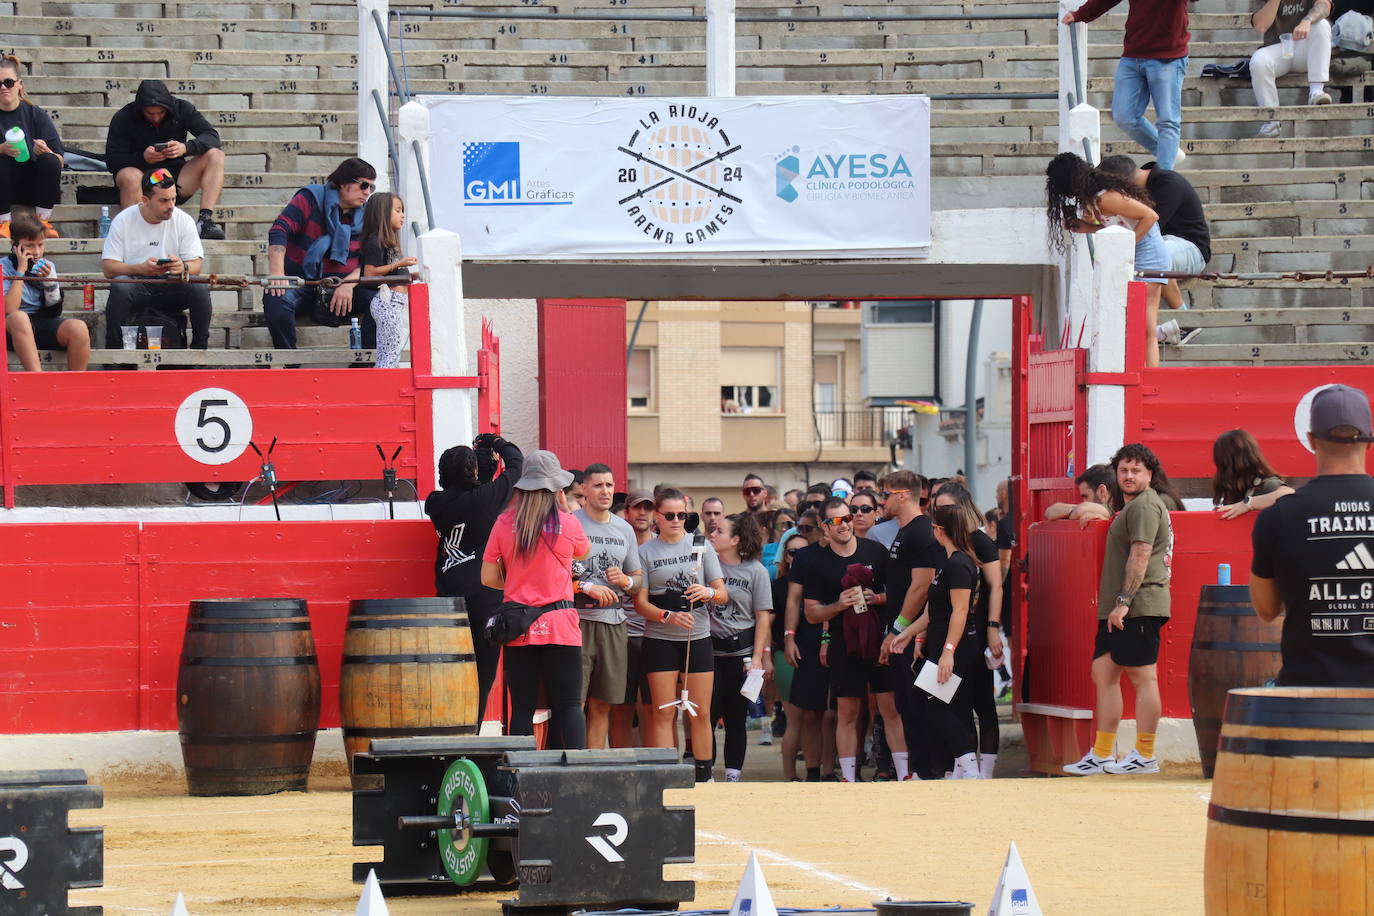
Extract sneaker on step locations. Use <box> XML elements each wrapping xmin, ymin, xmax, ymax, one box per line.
<box><xmin>0</xmin><ymin>221</ymin><xmax>9</xmax><ymax>239</ymax></box>
<box><xmin>1308</xmin><ymin>90</ymin><xmax>1332</xmax><ymax>105</ymax></box>
<box><xmin>40</xmin><ymin>218</ymin><xmax>58</xmax><ymax>238</ymax></box>
<box><xmin>1257</xmin><ymin>120</ymin><xmax>1282</xmax><ymax>138</ymax></box>
<box><xmin>1103</xmin><ymin>750</ymin><xmax>1160</xmax><ymax>775</ymax></box>
<box><xmin>1171</xmin><ymin>146</ymin><xmax>1186</xmax><ymax>166</ymax></box>
<box><xmin>196</xmin><ymin>212</ymin><xmax>226</xmax><ymax>240</ymax></box>
<box><xmin>1062</xmin><ymin>752</ymin><xmax>1113</xmax><ymax>776</ymax></box>
<box><xmin>1157</xmin><ymin>319</ymin><xmax>1182</xmax><ymax>346</ymax></box>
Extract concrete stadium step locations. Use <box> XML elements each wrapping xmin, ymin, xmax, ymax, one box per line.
<box><xmin>6</xmin><ymin>345</ymin><xmax>388</xmax><ymax>371</ymax></box>
<box><xmin>1197</xmin><ymin>282</ymin><xmax>1374</xmax><ymax>311</ymax></box>
<box><xmin>1208</xmin><ymin>234</ymin><xmax>1374</xmax><ymax>274</ymax></box>
<box><xmin>1164</xmin><ymin>341</ymin><xmax>1374</xmax><ymax>366</ymax></box>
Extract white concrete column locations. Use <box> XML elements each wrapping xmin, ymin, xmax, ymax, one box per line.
<box><xmin>397</xmin><ymin>100</ymin><xmax>432</xmax><ymax>254</ymax></box>
<box><xmin>1084</xmin><ymin>226</ymin><xmax>1134</xmax><ymax>465</ymax></box>
<box><xmin>1057</xmin><ymin>7</ymin><xmax>1096</xmax><ymax>353</ymax></box>
<box><xmin>417</xmin><ymin>230</ymin><xmax>471</xmax><ymax>479</ymax></box>
<box><xmin>1057</xmin><ymin>7</ymin><xmax>1089</xmax><ymax>149</ymax></box>
<box><xmin>358</xmin><ymin>0</ymin><xmax>392</xmax><ymax>191</ymax></box>
<box><xmin>706</xmin><ymin>0</ymin><xmax>736</xmax><ymax>97</ymax></box>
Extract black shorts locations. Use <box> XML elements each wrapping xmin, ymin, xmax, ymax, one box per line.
<box><xmin>789</xmin><ymin>647</ymin><xmax>831</xmax><ymax>712</ymax></box>
<box><xmin>6</xmin><ymin>314</ymin><xmax>70</xmax><ymax>351</ymax></box>
<box><xmin>1093</xmin><ymin>616</ymin><xmax>1166</xmax><ymax>668</ymax></box>
<box><xmin>641</xmin><ymin>635</ymin><xmax>713</xmax><ymax>675</ymax></box>
<box><xmin>622</xmin><ymin>635</ymin><xmax>651</xmax><ymax>705</ymax></box>
<box><xmin>828</xmin><ymin>649</ymin><xmax>892</xmax><ymax>699</ymax></box>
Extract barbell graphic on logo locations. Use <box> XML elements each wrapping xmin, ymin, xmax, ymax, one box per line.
<box><xmin>0</xmin><ymin>836</ymin><xmax>29</xmax><ymax>890</ymax></box>
<box><xmin>585</xmin><ymin>812</ymin><xmax>629</xmax><ymax>863</ymax></box>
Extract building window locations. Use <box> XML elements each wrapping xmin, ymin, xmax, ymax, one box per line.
<box><xmin>814</xmin><ymin>354</ymin><xmax>839</xmax><ymax>411</ymax></box>
<box><xmin>868</xmin><ymin>301</ymin><xmax>934</xmax><ymax>324</ymax></box>
<box><xmin>720</xmin><ymin>348</ymin><xmax>780</xmax><ymax>414</ymax></box>
<box><xmin>628</xmin><ymin>348</ymin><xmax>653</xmax><ymax>410</ymax></box>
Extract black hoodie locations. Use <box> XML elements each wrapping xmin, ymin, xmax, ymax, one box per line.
<box><xmin>425</xmin><ymin>440</ymin><xmax>525</xmax><ymax>596</ymax></box>
<box><xmin>104</xmin><ymin>80</ymin><xmax>221</xmax><ymax>174</ymax></box>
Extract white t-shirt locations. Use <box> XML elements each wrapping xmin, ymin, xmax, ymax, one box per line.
<box><xmin>101</xmin><ymin>206</ymin><xmax>204</xmax><ymax>266</ymax></box>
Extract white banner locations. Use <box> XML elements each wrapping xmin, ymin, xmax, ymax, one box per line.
<box><xmin>421</xmin><ymin>95</ymin><xmax>931</xmax><ymax>259</ymax></box>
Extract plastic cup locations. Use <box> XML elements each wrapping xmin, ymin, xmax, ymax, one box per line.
<box><xmin>120</xmin><ymin>326</ymin><xmax>139</xmax><ymax>350</ymax></box>
<box><xmin>145</xmin><ymin>326</ymin><xmax>163</xmax><ymax>350</ymax></box>
<box><xmin>1279</xmin><ymin>32</ymin><xmax>1294</xmax><ymax>58</ymax></box>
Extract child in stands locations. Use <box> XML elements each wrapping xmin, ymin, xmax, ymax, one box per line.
<box><xmin>355</xmin><ymin>191</ymin><xmax>417</xmax><ymax>368</ymax></box>
<box><xmin>3</xmin><ymin>214</ymin><xmax>88</xmax><ymax>371</ymax></box>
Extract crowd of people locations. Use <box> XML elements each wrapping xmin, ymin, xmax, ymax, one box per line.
<box><xmin>427</xmin><ymin>437</ymin><xmax>1015</xmax><ymax>782</ymax></box>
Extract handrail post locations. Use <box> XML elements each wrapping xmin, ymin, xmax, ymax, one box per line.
<box><xmin>706</xmin><ymin>0</ymin><xmax>736</xmax><ymax>97</ymax></box>
<box><xmin>358</xmin><ymin>0</ymin><xmax>392</xmax><ymax>190</ymax></box>
<box><xmin>398</xmin><ymin>100</ymin><xmax>434</xmax><ymax>253</ymax></box>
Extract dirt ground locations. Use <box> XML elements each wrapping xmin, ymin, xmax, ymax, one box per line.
<box><xmin>68</xmin><ymin>750</ymin><xmax>1212</xmax><ymax>916</ymax></box>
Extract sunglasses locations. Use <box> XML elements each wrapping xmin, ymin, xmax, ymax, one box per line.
<box><xmin>786</xmin><ymin>547</ymin><xmax>801</xmax><ymax>557</ymax></box>
<box><xmin>822</xmin><ymin>515</ymin><xmax>853</xmax><ymax>527</ymax></box>
<box><xmin>920</xmin><ymin>496</ymin><xmax>930</xmax><ymax>507</ymax></box>
<box><xmin>850</xmin><ymin>504</ymin><xmax>878</xmax><ymax>514</ymax></box>
<box><xmin>0</xmin><ymin>79</ymin><xmax>19</xmax><ymax>90</ymax></box>
<box><xmin>148</xmin><ymin>168</ymin><xmax>176</xmax><ymax>188</ymax></box>
<box><xmin>796</xmin><ymin>524</ymin><xmax>817</xmax><ymax>535</ymax></box>
<box><xmin>803</xmin><ymin>500</ymin><xmax>825</xmax><ymax>512</ymax></box>
<box><xmin>659</xmin><ymin>511</ymin><xmax>692</xmax><ymax>521</ymax></box>
<box><xmin>354</xmin><ymin>180</ymin><xmax>376</xmax><ymax>191</ymax></box>
<box><xmin>742</xmin><ymin>486</ymin><xmax>764</xmax><ymax>496</ymax></box>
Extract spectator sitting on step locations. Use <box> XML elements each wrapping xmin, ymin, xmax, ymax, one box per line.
<box><xmin>105</xmin><ymin>79</ymin><xmax>226</xmax><ymax>239</ymax></box>
<box><xmin>4</xmin><ymin>215</ymin><xmax>89</xmax><ymax>371</ymax></box>
<box><xmin>1251</xmin><ymin>0</ymin><xmax>1335</xmax><ymax>137</ymax></box>
<box><xmin>1043</xmin><ymin>464</ymin><xmax>1117</xmax><ymax>525</ymax></box>
<box><xmin>1098</xmin><ymin>154</ymin><xmax>1211</xmax><ymax>313</ymax></box>
<box><xmin>101</xmin><ymin>168</ymin><xmax>211</xmax><ymax>351</ymax></box>
<box><xmin>1212</xmin><ymin>428</ymin><xmax>1294</xmax><ymax>519</ymax></box>
<box><xmin>263</xmin><ymin>157</ymin><xmax>374</xmax><ymax>350</ymax></box>
<box><xmin>0</xmin><ymin>55</ymin><xmax>63</xmax><ymax>239</ymax></box>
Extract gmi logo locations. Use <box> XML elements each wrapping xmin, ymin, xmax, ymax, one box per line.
<box><xmin>463</xmin><ymin>142</ymin><xmax>521</xmax><ymax>202</ymax></box>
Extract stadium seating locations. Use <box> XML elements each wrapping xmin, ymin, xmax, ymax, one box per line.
<box><xmin>5</xmin><ymin>0</ymin><xmax>1371</xmax><ymax>369</ymax></box>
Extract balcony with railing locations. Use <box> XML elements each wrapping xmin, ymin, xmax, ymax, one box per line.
<box><xmin>815</xmin><ymin>404</ymin><xmax>912</xmax><ymax>450</ymax></box>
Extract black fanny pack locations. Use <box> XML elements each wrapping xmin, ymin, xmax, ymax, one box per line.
<box><xmin>712</xmin><ymin>627</ymin><xmax>755</xmax><ymax>655</ymax></box>
<box><xmin>650</xmin><ymin>594</ymin><xmax>692</xmax><ymax>614</ymax></box>
<box><xmin>484</xmin><ymin>599</ymin><xmax>573</xmax><ymax>645</ymax></box>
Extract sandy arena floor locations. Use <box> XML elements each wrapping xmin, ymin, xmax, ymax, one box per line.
<box><xmin>68</xmin><ymin>762</ymin><xmax>1211</xmax><ymax>915</ymax></box>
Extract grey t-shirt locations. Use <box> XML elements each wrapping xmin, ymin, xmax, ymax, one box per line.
<box><xmin>639</xmin><ymin>535</ymin><xmax>724</xmax><ymax>642</ymax></box>
<box><xmin>712</xmin><ymin>560</ymin><xmax>774</xmax><ymax>656</ymax></box>
<box><xmin>572</xmin><ymin>509</ymin><xmax>643</xmax><ymax>625</ymax></box>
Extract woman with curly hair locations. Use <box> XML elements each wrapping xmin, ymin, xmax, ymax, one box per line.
<box><xmin>1045</xmin><ymin>151</ymin><xmax>1171</xmax><ymax>367</ymax></box>
<box><xmin>1212</xmin><ymin>428</ymin><xmax>1293</xmax><ymax>519</ymax></box>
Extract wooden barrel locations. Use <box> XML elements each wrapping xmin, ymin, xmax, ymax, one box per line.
<box><xmin>177</xmin><ymin>598</ymin><xmax>321</xmax><ymax>796</ymax></box>
<box><xmin>1187</xmin><ymin>584</ymin><xmax>1283</xmax><ymax>778</ymax></box>
<box><xmin>1205</xmin><ymin>687</ymin><xmax>1374</xmax><ymax>914</ymax></box>
<box><xmin>339</xmin><ymin>598</ymin><xmax>479</xmax><ymax>788</ymax></box>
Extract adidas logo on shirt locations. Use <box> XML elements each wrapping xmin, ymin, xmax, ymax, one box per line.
<box><xmin>1336</xmin><ymin>543</ymin><xmax>1374</xmax><ymax>571</ymax></box>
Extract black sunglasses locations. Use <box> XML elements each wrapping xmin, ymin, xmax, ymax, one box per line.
<box><xmin>659</xmin><ymin>511</ymin><xmax>692</xmax><ymax>521</ymax></box>
<box><xmin>796</xmin><ymin>523</ymin><xmax>817</xmax><ymax>534</ymax></box>
<box><xmin>850</xmin><ymin>504</ymin><xmax>878</xmax><ymax>514</ymax></box>
<box><xmin>742</xmin><ymin>486</ymin><xmax>764</xmax><ymax>496</ymax></box>
<box><xmin>803</xmin><ymin>500</ymin><xmax>825</xmax><ymax>511</ymax></box>
<box><xmin>0</xmin><ymin>79</ymin><xmax>19</xmax><ymax>90</ymax></box>
<box><xmin>353</xmin><ymin>179</ymin><xmax>376</xmax><ymax>191</ymax></box>
<box><xmin>786</xmin><ymin>547</ymin><xmax>801</xmax><ymax>557</ymax></box>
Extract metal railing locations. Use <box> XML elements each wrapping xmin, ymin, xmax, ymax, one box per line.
<box><xmin>816</xmin><ymin>405</ymin><xmax>911</xmax><ymax>449</ymax></box>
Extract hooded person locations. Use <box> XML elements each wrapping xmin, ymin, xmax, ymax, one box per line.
<box><xmin>104</xmin><ymin>79</ymin><xmax>226</xmax><ymax>239</ymax></box>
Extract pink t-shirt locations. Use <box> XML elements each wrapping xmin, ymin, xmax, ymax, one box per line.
<box><xmin>484</xmin><ymin>509</ymin><xmax>588</xmax><ymax>647</ymax></box>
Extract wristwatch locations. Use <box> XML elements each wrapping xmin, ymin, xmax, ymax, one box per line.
<box><xmin>1115</xmin><ymin>593</ymin><xmax>1133</xmax><ymax>607</ymax></box>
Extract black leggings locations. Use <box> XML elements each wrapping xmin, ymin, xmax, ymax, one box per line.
<box><xmin>969</xmin><ymin>659</ymin><xmax>999</xmax><ymax>755</ymax></box>
<box><xmin>0</xmin><ymin>151</ymin><xmax>61</xmax><ymax>212</ymax></box>
<box><xmin>893</xmin><ymin>640</ymin><xmax>940</xmax><ymax>779</ymax></box>
<box><xmin>459</xmin><ymin>586</ymin><xmax>503</xmax><ymax>719</ymax></box>
<box><xmin>922</xmin><ymin>649</ymin><xmax>978</xmax><ymax>760</ymax></box>
<box><xmin>710</xmin><ymin>655</ymin><xmax>749</xmax><ymax>771</ymax></box>
<box><xmin>503</xmin><ymin>643</ymin><xmax>585</xmax><ymax>750</ymax></box>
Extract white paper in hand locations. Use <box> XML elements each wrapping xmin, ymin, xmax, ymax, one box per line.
<box><xmin>740</xmin><ymin>667</ymin><xmax>765</xmax><ymax>703</ymax></box>
<box><xmin>914</xmin><ymin>660</ymin><xmax>961</xmax><ymax>704</ymax></box>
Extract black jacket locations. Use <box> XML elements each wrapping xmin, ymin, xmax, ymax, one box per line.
<box><xmin>104</xmin><ymin>80</ymin><xmax>221</xmax><ymax>174</ymax></box>
<box><xmin>425</xmin><ymin>440</ymin><xmax>524</xmax><ymax>596</ymax></box>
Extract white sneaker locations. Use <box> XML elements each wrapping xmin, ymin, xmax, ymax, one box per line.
<box><xmin>1103</xmin><ymin>750</ymin><xmax>1160</xmax><ymax>775</ymax></box>
<box><xmin>1257</xmin><ymin>120</ymin><xmax>1282</xmax><ymax>138</ymax></box>
<box><xmin>1309</xmin><ymin>90</ymin><xmax>1332</xmax><ymax>105</ymax></box>
<box><xmin>1171</xmin><ymin>146</ymin><xmax>1186</xmax><ymax>166</ymax></box>
<box><xmin>1157</xmin><ymin>319</ymin><xmax>1182</xmax><ymax>346</ymax></box>
<box><xmin>758</xmin><ymin>727</ymin><xmax>773</xmax><ymax>746</ymax></box>
<box><xmin>1062</xmin><ymin>752</ymin><xmax>1113</xmax><ymax>776</ymax></box>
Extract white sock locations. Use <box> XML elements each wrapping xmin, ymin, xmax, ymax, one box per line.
<box><xmin>953</xmin><ymin>752</ymin><xmax>978</xmax><ymax>778</ymax></box>
<box><xmin>724</xmin><ymin>767</ymin><xmax>741</xmax><ymax>782</ymax></box>
<box><xmin>1310</xmin><ymin>82</ymin><xmax>1326</xmax><ymax>96</ymax></box>
<box><xmin>839</xmin><ymin>756</ymin><xmax>857</xmax><ymax>782</ymax></box>
<box><xmin>35</xmin><ymin>206</ymin><xmax>52</xmax><ymax>219</ymax></box>
<box><xmin>892</xmin><ymin>751</ymin><xmax>909</xmax><ymax>781</ymax></box>
<box><xmin>979</xmin><ymin>753</ymin><xmax>998</xmax><ymax>779</ymax></box>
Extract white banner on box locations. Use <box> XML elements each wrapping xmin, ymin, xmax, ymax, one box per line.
<box><xmin>421</xmin><ymin>95</ymin><xmax>931</xmax><ymax>259</ymax></box>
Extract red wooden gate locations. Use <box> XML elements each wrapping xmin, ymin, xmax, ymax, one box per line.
<box><xmin>536</xmin><ymin>299</ymin><xmax>628</xmax><ymax>483</ymax></box>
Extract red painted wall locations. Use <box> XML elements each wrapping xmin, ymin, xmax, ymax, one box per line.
<box><xmin>0</xmin><ymin>520</ymin><xmax>438</xmax><ymax>734</ymax></box>
<box><xmin>537</xmin><ymin>299</ymin><xmax>628</xmax><ymax>484</ymax></box>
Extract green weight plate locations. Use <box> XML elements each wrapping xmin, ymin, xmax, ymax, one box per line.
<box><xmin>437</xmin><ymin>757</ymin><xmax>489</xmax><ymax>887</ymax></box>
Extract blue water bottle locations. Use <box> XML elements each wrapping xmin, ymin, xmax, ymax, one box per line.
<box><xmin>99</xmin><ymin>206</ymin><xmax>111</xmax><ymax>238</ymax></box>
<box><xmin>348</xmin><ymin>316</ymin><xmax>362</xmax><ymax>350</ymax></box>
<box><xmin>1217</xmin><ymin>563</ymin><xmax>1231</xmax><ymax>586</ymax></box>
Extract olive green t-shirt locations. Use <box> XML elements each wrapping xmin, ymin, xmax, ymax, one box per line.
<box><xmin>1097</xmin><ymin>487</ymin><xmax>1174</xmax><ymax>620</ymax></box>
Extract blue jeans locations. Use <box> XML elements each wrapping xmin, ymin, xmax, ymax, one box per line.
<box><xmin>1112</xmin><ymin>56</ymin><xmax>1188</xmax><ymax>171</ymax></box>
<box><xmin>263</xmin><ymin>284</ymin><xmax>375</xmax><ymax>350</ymax></box>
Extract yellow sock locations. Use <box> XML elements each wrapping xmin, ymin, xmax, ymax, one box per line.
<box><xmin>1136</xmin><ymin>732</ymin><xmax>1156</xmax><ymax>759</ymax></box>
<box><xmin>1093</xmin><ymin>730</ymin><xmax>1116</xmax><ymax>759</ymax></box>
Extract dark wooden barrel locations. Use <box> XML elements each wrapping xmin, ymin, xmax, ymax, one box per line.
<box><xmin>1205</xmin><ymin>687</ymin><xmax>1374</xmax><ymax>914</ymax></box>
<box><xmin>177</xmin><ymin>598</ymin><xmax>321</xmax><ymax>796</ymax></box>
<box><xmin>339</xmin><ymin>598</ymin><xmax>479</xmax><ymax>789</ymax></box>
<box><xmin>1187</xmin><ymin>584</ymin><xmax>1283</xmax><ymax>778</ymax></box>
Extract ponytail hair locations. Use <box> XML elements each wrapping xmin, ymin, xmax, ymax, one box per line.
<box><xmin>932</xmin><ymin>504</ymin><xmax>977</xmax><ymax>561</ymax></box>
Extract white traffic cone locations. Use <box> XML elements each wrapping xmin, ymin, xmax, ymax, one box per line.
<box><xmin>988</xmin><ymin>841</ymin><xmax>1042</xmax><ymax>915</ymax></box>
<box><xmin>355</xmin><ymin>868</ymin><xmax>390</xmax><ymax>916</ymax></box>
<box><xmin>729</xmin><ymin>851</ymin><xmax>778</xmax><ymax>916</ymax></box>
<box><xmin>170</xmin><ymin>892</ymin><xmax>189</xmax><ymax>916</ymax></box>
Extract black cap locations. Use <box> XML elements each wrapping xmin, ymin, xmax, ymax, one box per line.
<box><xmin>1310</xmin><ymin>384</ymin><xmax>1374</xmax><ymax>443</ymax></box>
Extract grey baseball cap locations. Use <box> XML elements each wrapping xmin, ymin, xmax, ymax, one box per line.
<box><xmin>1310</xmin><ymin>384</ymin><xmax>1374</xmax><ymax>443</ymax></box>
<box><xmin>515</xmin><ymin>449</ymin><xmax>575</xmax><ymax>492</ymax></box>
<box><xmin>626</xmin><ymin>488</ymin><xmax>654</xmax><ymax>507</ymax></box>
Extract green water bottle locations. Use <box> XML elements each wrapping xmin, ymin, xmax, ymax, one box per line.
<box><xmin>5</xmin><ymin>126</ymin><xmax>29</xmax><ymax>162</ymax></box>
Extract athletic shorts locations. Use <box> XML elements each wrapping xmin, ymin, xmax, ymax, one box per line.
<box><xmin>579</xmin><ymin>618</ymin><xmax>629</xmax><ymax>705</ymax></box>
<box><xmin>642</xmin><ymin>635</ymin><xmax>713</xmax><ymax>675</ymax></box>
<box><xmin>828</xmin><ymin>649</ymin><xmax>892</xmax><ymax>699</ymax></box>
<box><xmin>772</xmin><ymin>648</ymin><xmax>796</xmax><ymax>705</ymax></box>
<box><xmin>789</xmin><ymin>646</ymin><xmax>831</xmax><ymax>712</ymax></box>
<box><xmin>6</xmin><ymin>315</ymin><xmax>70</xmax><ymax>352</ymax></box>
<box><xmin>1093</xmin><ymin>616</ymin><xmax>1166</xmax><ymax>668</ymax></box>
<box><xmin>622</xmin><ymin>635</ymin><xmax>650</xmax><ymax>705</ymax></box>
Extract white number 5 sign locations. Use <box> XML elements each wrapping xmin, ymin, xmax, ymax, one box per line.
<box><xmin>174</xmin><ymin>388</ymin><xmax>253</xmax><ymax>465</ymax></box>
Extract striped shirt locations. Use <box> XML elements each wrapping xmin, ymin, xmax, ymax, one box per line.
<box><xmin>267</xmin><ymin>188</ymin><xmax>363</xmax><ymax>280</ymax></box>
